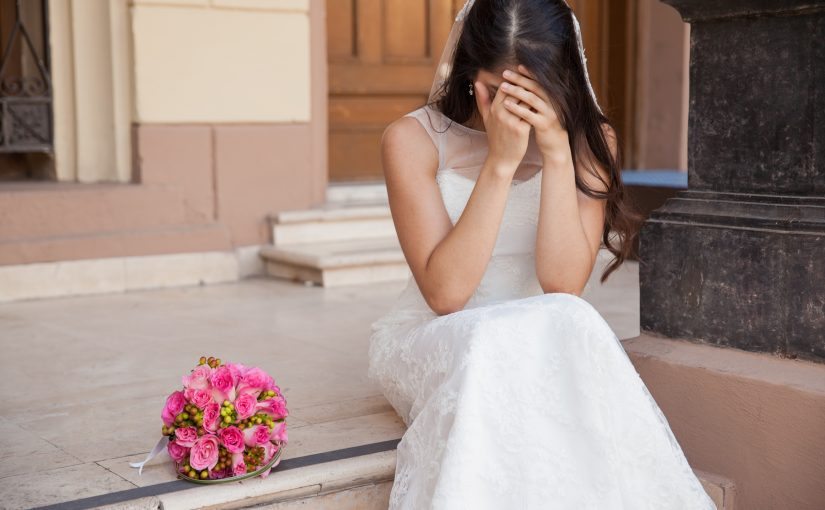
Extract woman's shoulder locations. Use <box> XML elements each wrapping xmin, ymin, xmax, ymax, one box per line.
<box><xmin>381</xmin><ymin>107</ymin><xmax>441</xmax><ymax>162</ymax></box>
<box><xmin>381</xmin><ymin>108</ymin><xmax>441</xmax><ymax>177</ymax></box>
<box><xmin>383</xmin><ymin>104</ymin><xmax>445</xmax><ymax>154</ymax></box>
<box><xmin>404</xmin><ymin>104</ymin><xmax>449</xmax><ymax>137</ymax></box>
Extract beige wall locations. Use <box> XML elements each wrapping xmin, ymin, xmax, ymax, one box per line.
<box><xmin>131</xmin><ymin>0</ymin><xmax>311</xmax><ymax>123</ymax></box>
<box><xmin>634</xmin><ymin>0</ymin><xmax>690</xmax><ymax>170</ymax></box>
<box><xmin>49</xmin><ymin>0</ymin><xmax>314</xmax><ymax>182</ymax></box>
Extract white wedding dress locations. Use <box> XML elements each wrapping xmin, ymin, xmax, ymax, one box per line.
<box><xmin>367</xmin><ymin>104</ymin><xmax>716</xmax><ymax>510</ymax></box>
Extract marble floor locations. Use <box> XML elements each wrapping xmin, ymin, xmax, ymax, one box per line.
<box><xmin>0</xmin><ymin>250</ymin><xmax>638</xmax><ymax>509</ymax></box>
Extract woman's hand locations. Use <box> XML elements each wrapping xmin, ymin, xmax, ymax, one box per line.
<box><xmin>499</xmin><ymin>65</ymin><xmax>571</xmax><ymax>165</ymax></box>
<box><xmin>473</xmin><ymin>79</ymin><xmax>531</xmax><ymax>179</ymax></box>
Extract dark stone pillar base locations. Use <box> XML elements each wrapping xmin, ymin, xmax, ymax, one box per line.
<box><xmin>642</xmin><ymin>0</ymin><xmax>825</xmax><ymax>362</ymax></box>
<box><xmin>640</xmin><ymin>190</ymin><xmax>825</xmax><ymax>362</ymax></box>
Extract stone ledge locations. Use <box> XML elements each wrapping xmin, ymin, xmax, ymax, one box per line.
<box><xmin>623</xmin><ymin>333</ymin><xmax>825</xmax><ymax>393</ymax></box>
<box><xmin>157</xmin><ymin>450</ymin><xmax>396</xmax><ymax>510</ymax></box>
<box><xmin>260</xmin><ymin>239</ymin><xmax>405</xmax><ymax>269</ymax></box>
<box><xmin>271</xmin><ymin>205</ymin><xmax>391</xmax><ymax>225</ymax></box>
<box><xmin>101</xmin><ymin>448</ymin><xmax>730</xmax><ymax>510</ymax></box>
<box><xmin>0</xmin><ymin>224</ymin><xmax>233</xmax><ymax>266</ymax></box>
<box><xmin>621</xmin><ymin>333</ymin><xmax>825</xmax><ymax>509</ymax></box>
<box><xmin>0</xmin><ymin>247</ymin><xmax>265</xmax><ymax>303</ymax></box>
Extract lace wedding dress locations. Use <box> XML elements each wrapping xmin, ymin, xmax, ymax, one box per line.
<box><xmin>367</xmin><ymin>104</ymin><xmax>716</xmax><ymax>510</ymax></box>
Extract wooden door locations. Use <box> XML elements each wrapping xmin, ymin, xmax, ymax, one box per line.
<box><xmin>327</xmin><ymin>0</ymin><xmax>461</xmax><ymax>182</ymax></box>
<box><xmin>326</xmin><ymin>1</ymin><xmax>637</xmax><ymax>182</ymax></box>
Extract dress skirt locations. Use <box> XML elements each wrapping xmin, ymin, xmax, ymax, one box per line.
<box><xmin>368</xmin><ymin>291</ymin><xmax>716</xmax><ymax>510</ymax></box>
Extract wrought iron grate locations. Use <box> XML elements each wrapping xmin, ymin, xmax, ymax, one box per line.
<box><xmin>0</xmin><ymin>0</ymin><xmax>52</xmax><ymax>153</ymax></box>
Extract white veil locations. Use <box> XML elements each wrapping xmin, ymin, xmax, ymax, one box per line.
<box><xmin>427</xmin><ymin>0</ymin><xmax>601</xmax><ymax>114</ymax></box>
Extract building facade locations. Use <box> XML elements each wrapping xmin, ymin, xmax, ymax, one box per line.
<box><xmin>0</xmin><ymin>0</ymin><xmax>687</xmax><ymax>300</ymax></box>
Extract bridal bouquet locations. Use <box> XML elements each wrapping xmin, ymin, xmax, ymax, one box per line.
<box><xmin>154</xmin><ymin>356</ymin><xmax>289</xmax><ymax>482</ymax></box>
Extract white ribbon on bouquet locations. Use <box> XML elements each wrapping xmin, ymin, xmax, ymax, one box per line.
<box><xmin>128</xmin><ymin>436</ymin><xmax>170</xmax><ymax>475</ymax></box>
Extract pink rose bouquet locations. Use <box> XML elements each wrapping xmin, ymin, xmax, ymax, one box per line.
<box><xmin>159</xmin><ymin>356</ymin><xmax>288</xmax><ymax>482</ymax></box>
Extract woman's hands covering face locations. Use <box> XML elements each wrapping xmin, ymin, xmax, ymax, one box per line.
<box><xmin>498</xmin><ymin>64</ymin><xmax>570</xmax><ymax>161</ymax></box>
<box><xmin>473</xmin><ymin>77</ymin><xmax>531</xmax><ymax>179</ymax></box>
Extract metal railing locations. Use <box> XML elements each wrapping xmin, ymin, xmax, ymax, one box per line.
<box><xmin>0</xmin><ymin>0</ymin><xmax>52</xmax><ymax>153</ymax></box>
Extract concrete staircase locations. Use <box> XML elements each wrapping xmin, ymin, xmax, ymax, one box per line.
<box><xmin>129</xmin><ymin>446</ymin><xmax>734</xmax><ymax>510</ymax></box>
<box><xmin>259</xmin><ymin>183</ymin><xmax>411</xmax><ymax>287</ymax></box>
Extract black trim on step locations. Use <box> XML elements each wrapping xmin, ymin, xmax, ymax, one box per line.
<box><xmin>30</xmin><ymin>438</ymin><xmax>401</xmax><ymax>510</ymax></box>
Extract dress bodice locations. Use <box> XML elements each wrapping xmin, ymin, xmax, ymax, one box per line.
<box><xmin>375</xmin><ymin>105</ymin><xmax>545</xmax><ymax>327</ymax></box>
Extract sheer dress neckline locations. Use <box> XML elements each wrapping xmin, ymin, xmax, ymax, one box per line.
<box><xmin>409</xmin><ymin>104</ymin><xmax>544</xmax><ymax>186</ymax></box>
<box><xmin>431</xmin><ymin>106</ymin><xmax>486</xmax><ymax>136</ymax></box>
<box><xmin>424</xmin><ymin>105</ymin><xmax>543</xmax><ymax>188</ymax></box>
<box><xmin>438</xmin><ymin>168</ymin><xmax>543</xmax><ymax>188</ymax></box>
<box><xmin>450</xmin><ymin>119</ymin><xmax>486</xmax><ymax>135</ymax></box>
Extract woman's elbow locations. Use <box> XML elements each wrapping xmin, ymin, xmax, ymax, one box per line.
<box><xmin>423</xmin><ymin>290</ymin><xmax>467</xmax><ymax>316</ymax></box>
<box><xmin>539</xmin><ymin>279</ymin><xmax>585</xmax><ymax>297</ymax></box>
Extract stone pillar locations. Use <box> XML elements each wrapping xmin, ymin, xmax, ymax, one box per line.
<box><xmin>640</xmin><ymin>0</ymin><xmax>825</xmax><ymax>362</ymax></box>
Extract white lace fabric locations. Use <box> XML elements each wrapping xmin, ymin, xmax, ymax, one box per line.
<box><xmin>367</xmin><ymin>105</ymin><xmax>716</xmax><ymax>509</ymax></box>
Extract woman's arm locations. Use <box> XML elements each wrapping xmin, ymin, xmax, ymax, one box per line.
<box><xmin>497</xmin><ymin>65</ymin><xmax>613</xmax><ymax>295</ymax></box>
<box><xmin>382</xmin><ymin>83</ymin><xmax>530</xmax><ymax>315</ymax></box>
<box><xmin>534</xmin><ymin>135</ymin><xmax>612</xmax><ymax>295</ymax></box>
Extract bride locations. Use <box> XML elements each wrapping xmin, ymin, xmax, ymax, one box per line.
<box><xmin>367</xmin><ymin>0</ymin><xmax>716</xmax><ymax>508</ymax></box>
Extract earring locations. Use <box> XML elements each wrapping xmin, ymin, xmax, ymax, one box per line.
<box><xmin>468</xmin><ymin>82</ymin><xmax>474</xmax><ymax>96</ymax></box>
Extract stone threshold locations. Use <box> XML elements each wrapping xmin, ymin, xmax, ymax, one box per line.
<box><xmin>30</xmin><ymin>439</ymin><xmax>400</xmax><ymax>510</ymax></box>
<box><xmin>0</xmin><ymin>245</ymin><xmax>267</xmax><ymax>303</ymax></box>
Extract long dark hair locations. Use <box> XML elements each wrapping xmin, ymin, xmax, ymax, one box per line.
<box><xmin>428</xmin><ymin>0</ymin><xmax>641</xmax><ymax>283</ymax></box>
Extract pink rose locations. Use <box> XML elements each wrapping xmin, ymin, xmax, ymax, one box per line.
<box><xmin>224</xmin><ymin>362</ymin><xmax>248</xmax><ymax>382</ymax></box>
<box><xmin>161</xmin><ymin>391</ymin><xmax>186</xmax><ymax>426</ymax></box>
<box><xmin>191</xmin><ymin>389</ymin><xmax>213</xmax><ymax>410</ymax></box>
<box><xmin>218</xmin><ymin>426</ymin><xmax>245</xmax><ymax>453</ymax></box>
<box><xmin>270</xmin><ymin>420</ymin><xmax>288</xmax><ymax>444</ymax></box>
<box><xmin>189</xmin><ymin>434</ymin><xmax>220</xmax><ymax>471</ymax></box>
<box><xmin>243</xmin><ymin>424</ymin><xmax>272</xmax><ymax>447</ymax></box>
<box><xmin>167</xmin><ymin>439</ymin><xmax>189</xmax><ymax>463</ymax></box>
<box><xmin>175</xmin><ymin>426</ymin><xmax>198</xmax><ymax>448</ymax></box>
<box><xmin>234</xmin><ymin>393</ymin><xmax>257</xmax><ymax>420</ymax></box>
<box><xmin>237</xmin><ymin>367</ymin><xmax>274</xmax><ymax>397</ymax></box>
<box><xmin>182</xmin><ymin>365</ymin><xmax>212</xmax><ymax>390</ymax></box>
<box><xmin>231</xmin><ymin>452</ymin><xmax>247</xmax><ymax>477</ymax></box>
<box><xmin>256</xmin><ymin>395</ymin><xmax>288</xmax><ymax>420</ymax></box>
<box><xmin>210</xmin><ymin>366</ymin><xmax>237</xmax><ymax>402</ymax></box>
<box><xmin>202</xmin><ymin>402</ymin><xmax>221</xmax><ymax>433</ymax></box>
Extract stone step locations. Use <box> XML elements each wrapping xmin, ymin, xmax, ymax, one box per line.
<box><xmin>128</xmin><ymin>446</ymin><xmax>733</xmax><ymax>510</ymax></box>
<box><xmin>156</xmin><ymin>448</ymin><xmax>396</xmax><ymax>510</ymax></box>
<box><xmin>260</xmin><ymin>238</ymin><xmax>410</xmax><ymax>287</ymax></box>
<box><xmin>274</xmin><ymin>204</ymin><xmax>391</xmax><ymax>225</ymax></box>
<box><xmin>325</xmin><ymin>181</ymin><xmax>388</xmax><ymax>205</ymax></box>
<box><xmin>269</xmin><ymin>204</ymin><xmax>395</xmax><ymax>247</ymax></box>
<box><xmin>696</xmin><ymin>468</ymin><xmax>737</xmax><ymax>510</ymax></box>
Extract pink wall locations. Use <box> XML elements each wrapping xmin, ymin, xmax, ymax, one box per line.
<box><xmin>0</xmin><ymin>0</ymin><xmax>328</xmax><ymax>266</ymax></box>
